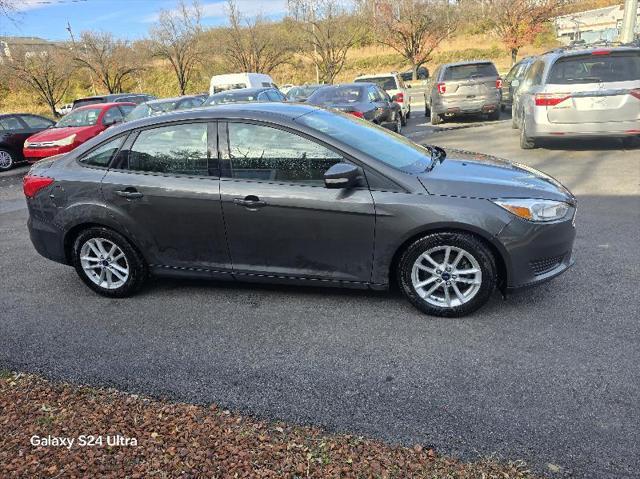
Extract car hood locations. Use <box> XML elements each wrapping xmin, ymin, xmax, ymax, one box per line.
<box><xmin>418</xmin><ymin>148</ymin><xmax>576</xmax><ymax>204</ymax></box>
<box><xmin>27</xmin><ymin>126</ymin><xmax>91</xmax><ymax>142</ymax></box>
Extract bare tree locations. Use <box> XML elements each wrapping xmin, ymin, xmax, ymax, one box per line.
<box><xmin>150</xmin><ymin>0</ymin><xmax>202</xmax><ymax>95</ymax></box>
<box><xmin>222</xmin><ymin>0</ymin><xmax>293</xmax><ymax>74</ymax></box>
<box><xmin>289</xmin><ymin>0</ymin><xmax>365</xmax><ymax>84</ymax></box>
<box><xmin>367</xmin><ymin>0</ymin><xmax>457</xmax><ymax>80</ymax></box>
<box><xmin>0</xmin><ymin>0</ymin><xmax>17</xmax><ymax>19</ymax></box>
<box><xmin>6</xmin><ymin>47</ymin><xmax>71</xmax><ymax>117</ymax></box>
<box><xmin>74</xmin><ymin>31</ymin><xmax>140</xmax><ymax>93</ymax></box>
<box><xmin>488</xmin><ymin>0</ymin><xmax>568</xmax><ymax>64</ymax></box>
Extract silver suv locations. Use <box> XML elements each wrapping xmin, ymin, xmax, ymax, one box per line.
<box><xmin>424</xmin><ymin>61</ymin><xmax>502</xmax><ymax>125</ymax></box>
<box><xmin>512</xmin><ymin>46</ymin><xmax>640</xmax><ymax>149</ymax></box>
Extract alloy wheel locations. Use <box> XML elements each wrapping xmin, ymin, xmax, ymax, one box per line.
<box><xmin>80</xmin><ymin>237</ymin><xmax>130</xmax><ymax>290</ymax></box>
<box><xmin>0</xmin><ymin>150</ymin><xmax>13</xmax><ymax>170</ymax></box>
<box><xmin>411</xmin><ymin>245</ymin><xmax>482</xmax><ymax>308</ymax></box>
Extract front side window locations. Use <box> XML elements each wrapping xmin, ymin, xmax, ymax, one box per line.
<box><xmin>127</xmin><ymin>123</ymin><xmax>208</xmax><ymax>176</ymax></box>
<box><xmin>80</xmin><ymin>135</ymin><xmax>125</xmax><ymax>167</ymax></box>
<box><xmin>226</xmin><ymin>122</ymin><xmax>343</xmax><ymax>185</ymax></box>
<box><xmin>56</xmin><ymin>108</ymin><xmax>101</xmax><ymax>128</ymax></box>
<box><xmin>102</xmin><ymin>107</ymin><xmax>124</xmax><ymax>125</ymax></box>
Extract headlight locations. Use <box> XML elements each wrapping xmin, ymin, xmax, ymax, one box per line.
<box><xmin>493</xmin><ymin>198</ymin><xmax>570</xmax><ymax>222</ymax></box>
<box><xmin>51</xmin><ymin>134</ymin><xmax>76</xmax><ymax>147</ymax></box>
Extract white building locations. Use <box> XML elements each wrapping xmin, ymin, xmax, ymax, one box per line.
<box><xmin>555</xmin><ymin>4</ymin><xmax>640</xmax><ymax>44</ymax></box>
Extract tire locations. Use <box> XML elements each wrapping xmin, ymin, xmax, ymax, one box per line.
<box><xmin>405</xmin><ymin>108</ymin><xmax>411</xmax><ymax>120</ymax></box>
<box><xmin>430</xmin><ymin>105</ymin><xmax>443</xmax><ymax>125</ymax></box>
<box><xmin>622</xmin><ymin>136</ymin><xmax>640</xmax><ymax>149</ymax></box>
<box><xmin>0</xmin><ymin>148</ymin><xmax>15</xmax><ymax>171</ymax></box>
<box><xmin>488</xmin><ymin>109</ymin><xmax>500</xmax><ymax>121</ymax></box>
<box><xmin>424</xmin><ymin>100</ymin><xmax>430</xmax><ymax>117</ymax></box>
<box><xmin>72</xmin><ymin>227</ymin><xmax>148</xmax><ymax>298</ymax></box>
<box><xmin>397</xmin><ymin>232</ymin><xmax>496</xmax><ymax>317</ymax></box>
<box><xmin>520</xmin><ymin>118</ymin><xmax>536</xmax><ymax>149</ymax></box>
<box><xmin>511</xmin><ymin>105</ymin><xmax>519</xmax><ymax>129</ymax></box>
<box><xmin>500</xmin><ymin>104</ymin><xmax>506</xmax><ymax>112</ymax></box>
<box><xmin>393</xmin><ymin>114</ymin><xmax>402</xmax><ymax>133</ymax></box>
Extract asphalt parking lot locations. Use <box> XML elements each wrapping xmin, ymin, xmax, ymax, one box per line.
<box><xmin>1</xmin><ymin>109</ymin><xmax>638</xmax><ymax>478</ymax></box>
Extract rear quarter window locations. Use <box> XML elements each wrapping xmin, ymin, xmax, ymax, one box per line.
<box><xmin>547</xmin><ymin>51</ymin><xmax>640</xmax><ymax>84</ymax></box>
<box><xmin>443</xmin><ymin>63</ymin><xmax>498</xmax><ymax>80</ymax></box>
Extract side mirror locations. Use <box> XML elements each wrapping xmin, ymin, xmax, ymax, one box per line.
<box><xmin>324</xmin><ymin>163</ymin><xmax>360</xmax><ymax>189</ymax></box>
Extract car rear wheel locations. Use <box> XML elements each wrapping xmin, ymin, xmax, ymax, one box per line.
<box><xmin>393</xmin><ymin>114</ymin><xmax>402</xmax><ymax>133</ymax></box>
<box><xmin>430</xmin><ymin>106</ymin><xmax>443</xmax><ymax>125</ymax></box>
<box><xmin>511</xmin><ymin>106</ymin><xmax>519</xmax><ymax>129</ymax></box>
<box><xmin>520</xmin><ymin>118</ymin><xmax>536</xmax><ymax>149</ymax></box>
<box><xmin>405</xmin><ymin>108</ymin><xmax>411</xmax><ymax>120</ymax></box>
<box><xmin>488</xmin><ymin>109</ymin><xmax>500</xmax><ymax>121</ymax></box>
<box><xmin>72</xmin><ymin>227</ymin><xmax>147</xmax><ymax>297</ymax></box>
<box><xmin>397</xmin><ymin>232</ymin><xmax>496</xmax><ymax>317</ymax></box>
<box><xmin>424</xmin><ymin>101</ymin><xmax>430</xmax><ymax>117</ymax></box>
<box><xmin>0</xmin><ymin>148</ymin><xmax>15</xmax><ymax>171</ymax></box>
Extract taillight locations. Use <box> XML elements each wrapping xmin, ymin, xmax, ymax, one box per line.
<box><xmin>630</xmin><ymin>88</ymin><xmax>640</xmax><ymax>100</ymax></box>
<box><xmin>535</xmin><ymin>93</ymin><xmax>571</xmax><ymax>107</ymax></box>
<box><xmin>496</xmin><ymin>78</ymin><xmax>503</xmax><ymax>89</ymax></box>
<box><xmin>349</xmin><ymin>111</ymin><xmax>364</xmax><ymax>118</ymax></box>
<box><xmin>23</xmin><ymin>175</ymin><xmax>54</xmax><ymax>198</ymax></box>
<box><xmin>437</xmin><ymin>82</ymin><xmax>446</xmax><ymax>94</ymax></box>
<box><xmin>394</xmin><ymin>92</ymin><xmax>404</xmax><ymax>103</ymax></box>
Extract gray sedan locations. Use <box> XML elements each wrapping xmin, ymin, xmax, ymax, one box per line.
<box><xmin>24</xmin><ymin>103</ymin><xmax>576</xmax><ymax>317</ymax></box>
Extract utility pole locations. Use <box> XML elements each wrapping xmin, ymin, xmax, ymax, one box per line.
<box><xmin>619</xmin><ymin>0</ymin><xmax>638</xmax><ymax>43</ymax></box>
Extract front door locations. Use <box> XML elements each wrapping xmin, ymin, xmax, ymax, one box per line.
<box><xmin>219</xmin><ymin>121</ymin><xmax>376</xmax><ymax>284</ymax></box>
<box><xmin>101</xmin><ymin>121</ymin><xmax>231</xmax><ymax>276</ymax></box>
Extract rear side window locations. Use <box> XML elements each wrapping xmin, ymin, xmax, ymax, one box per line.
<box><xmin>0</xmin><ymin>116</ymin><xmax>24</xmax><ymax>130</ymax></box>
<box><xmin>127</xmin><ymin>123</ymin><xmax>208</xmax><ymax>176</ymax></box>
<box><xmin>524</xmin><ymin>60</ymin><xmax>545</xmax><ymax>86</ymax></box>
<box><xmin>21</xmin><ymin>115</ymin><xmax>53</xmax><ymax>128</ymax></box>
<box><xmin>547</xmin><ymin>51</ymin><xmax>640</xmax><ymax>84</ymax></box>
<box><xmin>80</xmin><ymin>136</ymin><xmax>125</xmax><ymax>167</ymax></box>
<box><xmin>443</xmin><ymin>63</ymin><xmax>498</xmax><ymax>80</ymax></box>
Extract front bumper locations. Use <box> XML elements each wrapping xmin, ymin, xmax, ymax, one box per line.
<box><xmin>24</xmin><ymin>145</ymin><xmax>74</xmax><ymax>162</ymax></box>
<box><xmin>497</xmin><ymin>208</ymin><xmax>577</xmax><ymax>290</ymax></box>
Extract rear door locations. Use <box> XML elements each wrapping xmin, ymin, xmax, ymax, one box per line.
<box><xmin>441</xmin><ymin>62</ymin><xmax>499</xmax><ymax>105</ymax></box>
<box><xmin>101</xmin><ymin>121</ymin><xmax>231</xmax><ymax>275</ymax></box>
<box><xmin>219</xmin><ymin>120</ymin><xmax>375</xmax><ymax>283</ymax></box>
<box><xmin>544</xmin><ymin>50</ymin><xmax>640</xmax><ymax>124</ymax></box>
<box><xmin>1</xmin><ymin>116</ymin><xmax>33</xmax><ymax>155</ymax></box>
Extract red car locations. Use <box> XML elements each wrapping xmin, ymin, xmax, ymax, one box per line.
<box><xmin>23</xmin><ymin>102</ymin><xmax>135</xmax><ymax>162</ymax></box>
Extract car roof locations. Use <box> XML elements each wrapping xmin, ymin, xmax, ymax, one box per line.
<box><xmin>209</xmin><ymin>87</ymin><xmax>273</xmax><ymax>96</ymax></box>
<box><xmin>73</xmin><ymin>102</ymin><xmax>136</xmax><ymax>111</ymax></box>
<box><xmin>540</xmin><ymin>45</ymin><xmax>640</xmax><ymax>60</ymax></box>
<box><xmin>0</xmin><ymin>113</ymin><xmax>49</xmax><ymax>118</ymax></box>
<box><xmin>440</xmin><ymin>60</ymin><xmax>496</xmax><ymax>68</ymax></box>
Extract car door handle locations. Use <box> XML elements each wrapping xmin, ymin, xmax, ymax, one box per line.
<box><xmin>234</xmin><ymin>196</ymin><xmax>267</xmax><ymax>208</ymax></box>
<box><xmin>115</xmin><ymin>188</ymin><xmax>143</xmax><ymax>199</ymax></box>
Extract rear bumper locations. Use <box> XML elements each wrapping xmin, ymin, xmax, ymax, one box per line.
<box><xmin>529</xmin><ymin>115</ymin><xmax>640</xmax><ymax>138</ymax></box>
<box><xmin>498</xmin><ymin>208</ymin><xmax>577</xmax><ymax>289</ymax></box>
<box><xmin>27</xmin><ymin>206</ymin><xmax>68</xmax><ymax>265</ymax></box>
<box><xmin>433</xmin><ymin>94</ymin><xmax>500</xmax><ymax>115</ymax></box>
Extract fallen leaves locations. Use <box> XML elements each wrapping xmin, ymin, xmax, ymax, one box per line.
<box><xmin>0</xmin><ymin>372</ymin><xmax>541</xmax><ymax>478</ymax></box>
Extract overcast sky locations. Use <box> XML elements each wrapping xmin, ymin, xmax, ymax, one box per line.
<box><xmin>1</xmin><ymin>0</ymin><xmax>289</xmax><ymax>41</ymax></box>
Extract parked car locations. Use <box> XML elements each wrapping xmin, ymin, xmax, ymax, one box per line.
<box><xmin>501</xmin><ymin>56</ymin><xmax>535</xmax><ymax>111</ymax></box>
<box><xmin>23</xmin><ymin>103</ymin><xmax>577</xmax><ymax>317</ymax></box>
<box><xmin>72</xmin><ymin>93</ymin><xmax>155</xmax><ymax>110</ymax></box>
<box><xmin>0</xmin><ymin>114</ymin><xmax>54</xmax><ymax>171</ymax></box>
<box><xmin>307</xmin><ymin>83</ymin><xmax>403</xmax><ymax>133</ymax></box>
<box><xmin>209</xmin><ymin>72</ymin><xmax>278</xmax><ymax>95</ymax></box>
<box><xmin>203</xmin><ymin>87</ymin><xmax>286</xmax><ymax>106</ymax></box>
<box><xmin>512</xmin><ymin>46</ymin><xmax>640</xmax><ymax>149</ymax></box>
<box><xmin>400</xmin><ymin>67</ymin><xmax>429</xmax><ymax>81</ymax></box>
<box><xmin>56</xmin><ymin>103</ymin><xmax>73</xmax><ymax>116</ymax></box>
<box><xmin>286</xmin><ymin>84</ymin><xmax>323</xmax><ymax>102</ymax></box>
<box><xmin>424</xmin><ymin>60</ymin><xmax>502</xmax><ymax>124</ymax></box>
<box><xmin>125</xmin><ymin>95</ymin><xmax>206</xmax><ymax>121</ymax></box>
<box><xmin>23</xmin><ymin>102</ymin><xmax>134</xmax><ymax>162</ymax></box>
<box><xmin>354</xmin><ymin>72</ymin><xmax>411</xmax><ymax>124</ymax></box>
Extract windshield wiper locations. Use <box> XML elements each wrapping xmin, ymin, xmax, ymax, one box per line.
<box><xmin>422</xmin><ymin>145</ymin><xmax>447</xmax><ymax>171</ymax></box>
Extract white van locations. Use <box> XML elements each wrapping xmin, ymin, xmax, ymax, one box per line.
<box><xmin>209</xmin><ymin>73</ymin><xmax>278</xmax><ymax>95</ymax></box>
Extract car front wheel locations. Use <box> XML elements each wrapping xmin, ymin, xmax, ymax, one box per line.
<box><xmin>397</xmin><ymin>232</ymin><xmax>496</xmax><ymax>317</ymax></box>
<box><xmin>430</xmin><ymin>105</ymin><xmax>443</xmax><ymax>125</ymax></box>
<box><xmin>72</xmin><ymin>227</ymin><xmax>147</xmax><ymax>297</ymax></box>
<box><xmin>0</xmin><ymin>148</ymin><xmax>15</xmax><ymax>171</ymax></box>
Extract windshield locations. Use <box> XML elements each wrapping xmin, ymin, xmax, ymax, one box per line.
<box><xmin>443</xmin><ymin>63</ymin><xmax>498</xmax><ymax>80</ymax></box>
<box><xmin>296</xmin><ymin>109</ymin><xmax>432</xmax><ymax>173</ymax></box>
<box><xmin>204</xmin><ymin>92</ymin><xmax>260</xmax><ymax>105</ymax></box>
<box><xmin>547</xmin><ymin>51</ymin><xmax>640</xmax><ymax>84</ymax></box>
<box><xmin>308</xmin><ymin>86</ymin><xmax>363</xmax><ymax>104</ymax></box>
<box><xmin>287</xmin><ymin>85</ymin><xmax>321</xmax><ymax>99</ymax></box>
<box><xmin>355</xmin><ymin>76</ymin><xmax>396</xmax><ymax>90</ymax></box>
<box><xmin>55</xmin><ymin>108</ymin><xmax>101</xmax><ymax>127</ymax></box>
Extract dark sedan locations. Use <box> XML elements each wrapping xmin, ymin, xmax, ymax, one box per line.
<box><xmin>0</xmin><ymin>114</ymin><xmax>54</xmax><ymax>171</ymax></box>
<box><xmin>306</xmin><ymin>83</ymin><xmax>403</xmax><ymax>133</ymax></box>
<box><xmin>125</xmin><ymin>95</ymin><xmax>206</xmax><ymax>121</ymax></box>
<box><xmin>203</xmin><ymin>87</ymin><xmax>286</xmax><ymax>106</ymax></box>
<box><xmin>24</xmin><ymin>103</ymin><xmax>576</xmax><ymax>317</ymax></box>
